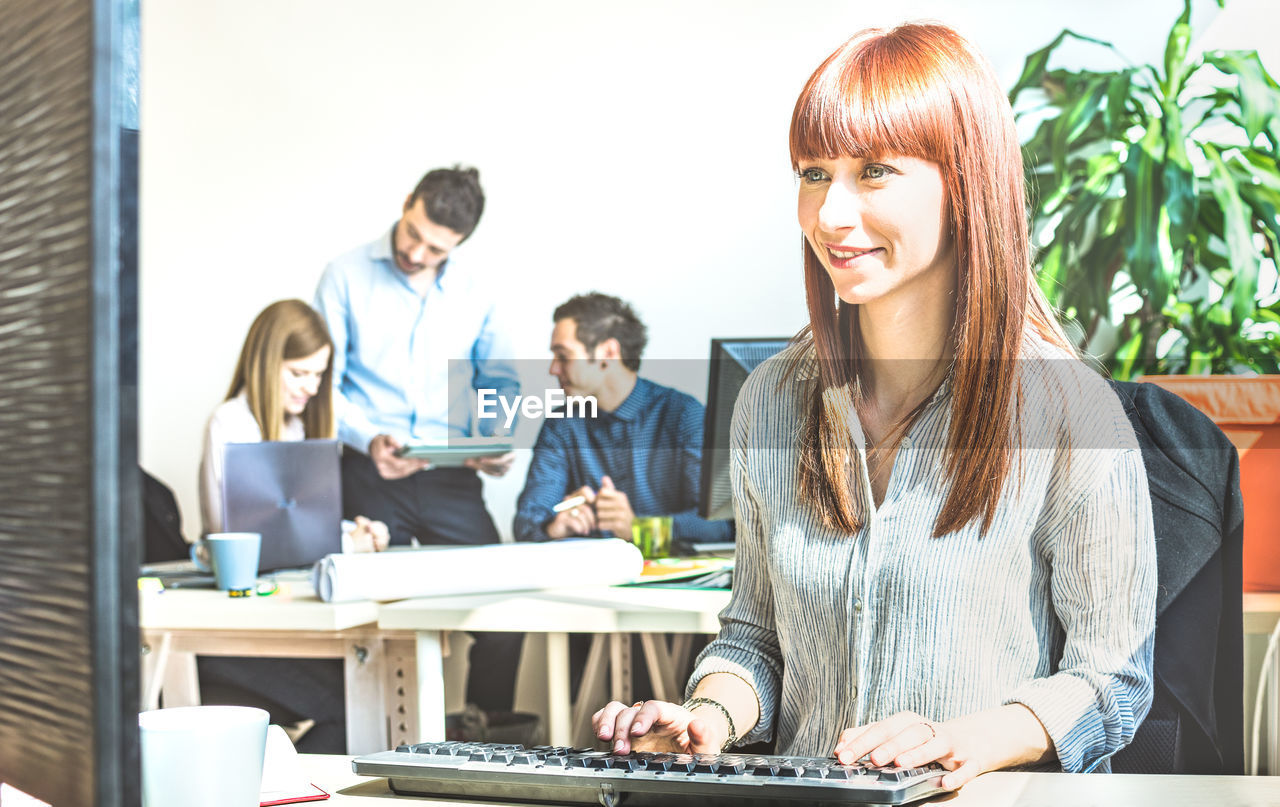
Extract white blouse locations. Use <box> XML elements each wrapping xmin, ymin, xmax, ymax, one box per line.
<box><xmin>198</xmin><ymin>392</ymin><xmax>304</xmax><ymax>535</ymax></box>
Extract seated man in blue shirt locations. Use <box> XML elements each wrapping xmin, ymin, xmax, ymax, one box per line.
<box><xmin>314</xmin><ymin>165</ymin><xmax>521</xmax><ymax>714</ymax></box>
<box><xmin>514</xmin><ymin>292</ymin><xmax>732</xmax><ymax>551</ymax></box>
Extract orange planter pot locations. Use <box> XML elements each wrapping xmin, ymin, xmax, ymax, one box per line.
<box><xmin>1142</xmin><ymin>375</ymin><xmax>1280</xmax><ymax>592</ymax></box>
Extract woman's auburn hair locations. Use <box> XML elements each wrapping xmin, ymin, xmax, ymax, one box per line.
<box><xmin>226</xmin><ymin>299</ymin><xmax>335</xmax><ymax>442</ymax></box>
<box><xmin>788</xmin><ymin>22</ymin><xmax>1072</xmax><ymax>537</ymax></box>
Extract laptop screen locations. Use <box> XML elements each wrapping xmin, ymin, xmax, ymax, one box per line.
<box><xmin>222</xmin><ymin>439</ymin><xmax>343</xmax><ymax>572</ymax></box>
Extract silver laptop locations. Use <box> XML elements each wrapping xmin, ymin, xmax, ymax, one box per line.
<box><xmin>222</xmin><ymin>439</ymin><xmax>343</xmax><ymax>573</ymax></box>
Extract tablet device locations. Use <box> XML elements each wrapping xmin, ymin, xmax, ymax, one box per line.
<box><xmin>394</xmin><ymin>437</ymin><xmax>513</xmax><ymax>466</ymax></box>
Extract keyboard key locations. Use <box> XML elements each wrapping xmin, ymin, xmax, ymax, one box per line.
<box><xmin>509</xmin><ymin>752</ymin><xmax>541</xmax><ymax>766</ymax></box>
<box><xmin>716</xmin><ymin>758</ymin><xmax>748</xmax><ymax>774</ymax></box>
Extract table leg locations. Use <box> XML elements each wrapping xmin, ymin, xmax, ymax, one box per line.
<box><xmin>344</xmin><ymin>636</ymin><xmax>388</xmax><ymax>754</ymax></box>
<box><xmin>415</xmin><ymin>630</ymin><xmax>446</xmax><ymax>742</ymax></box>
<box><xmin>609</xmin><ymin>634</ymin><xmax>632</xmax><ymax>706</ymax></box>
<box><xmin>140</xmin><ymin>632</ymin><xmax>172</xmax><ymax>711</ymax></box>
<box><xmin>671</xmin><ymin>634</ymin><xmax>693</xmax><ymax>677</ymax></box>
<box><xmin>570</xmin><ymin>634</ymin><xmax>609</xmax><ymax>745</ymax></box>
<box><xmin>638</xmin><ymin>633</ymin><xmax>678</xmax><ymax>703</ymax></box>
<box><xmin>161</xmin><ymin>650</ymin><xmax>200</xmax><ymax>707</ymax></box>
<box><xmin>547</xmin><ymin>632</ymin><xmax>571</xmax><ymax>746</ymax></box>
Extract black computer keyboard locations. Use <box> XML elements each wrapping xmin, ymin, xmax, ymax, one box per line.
<box><xmin>352</xmin><ymin>740</ymin><xmax>948</xmax><ymax>806</ymax></box>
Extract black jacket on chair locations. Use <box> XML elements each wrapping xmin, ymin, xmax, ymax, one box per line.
<box><xmin>1108</xmin><ymin>380</ymin><xmax>1244</xmax><ymax>774</ymax></box>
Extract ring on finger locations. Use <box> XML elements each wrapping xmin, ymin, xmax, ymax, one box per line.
<box><xmin>919</xmin><ymin>721</ymin><xmax>937</xmax><ymax>741</ymax></box>
<box><xmin>632</xmin><ymin>701</ymin><xmax>645</xmax><ymax>709</ymax></box>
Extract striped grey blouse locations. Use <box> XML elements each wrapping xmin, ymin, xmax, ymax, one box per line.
<box><xmin>688</xmin><ymin>336</ymin><xmax>1156</xmax><ymax>773</ymax></box>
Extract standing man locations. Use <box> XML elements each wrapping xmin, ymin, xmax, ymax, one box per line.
<box><xmin>514</xmin><ymin>292</ymin><xmax>733</xmax><ymax>550</ymax></box>
<box><xmin>315</xmin><ymin>165</ymin><xmax>520</xmax><ymax>713</ymax></box>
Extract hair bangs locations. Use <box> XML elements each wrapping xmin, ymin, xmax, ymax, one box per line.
<box><xmin>790</xmin><ymin>29</ymin><xmax>957</xmax><ymax>169</ymax></box>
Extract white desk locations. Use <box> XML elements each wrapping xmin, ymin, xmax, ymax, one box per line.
<box><xmin>377</xmin><ymin>586</ymin><xmax>731</xmax><ymax>747</ymax></box>
<box><xmin>139</xmin><ymin>577</ymin><xmax>416</xmax><ymax>754</ymax></box>
<box><xmin>300</xmin><ymin>753</ymin><xmax>1280</xmax><ymax>806</ymax></box>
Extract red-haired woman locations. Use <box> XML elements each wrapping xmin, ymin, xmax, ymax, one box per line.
<box><xmin>593</xmin><ymin>23</ymin><xmax>1155</xmax><ymax>789</ymax></box>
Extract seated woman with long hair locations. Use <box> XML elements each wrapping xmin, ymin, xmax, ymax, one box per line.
<box><xmin>199</xmin><ymin>298</ymin><xmax>387</xmax><ymax>550</ymax></box>
<box><xmin>195</xmin><ymin>298</ymin><xmax>386</xmax><ymax>752</ymax></box>
<box><xmin>594</xmin><ymin>22</ymin><xmax>1155</xmax><ymax>789</ymax></box>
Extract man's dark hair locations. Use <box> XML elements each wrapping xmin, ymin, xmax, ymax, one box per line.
<box><xmin>554</xmin><ymin>292</ymin><xmax>647</xmax><ymax>372</ymax></box>
<box><xmin>409</xmin><ymin>165</ymin><xmax>485</xmax><ymax>241</ymax></box>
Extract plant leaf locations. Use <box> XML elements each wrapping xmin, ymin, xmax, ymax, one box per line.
<box><xmin>1105</xmin><ymin>70</ymin><xmax>1136</xmax><ymax>131</ymax></box>
<box><xmin>1052</xmin><ymin>77</ymin><xmax>1110</xmax><ymax>176</ymax></box>
<box><xmin>1123</xmin><ymin>125</ymin><xmax>1168</xmax><ymax>306</ymax></box>
<box><xmin>1204</xmin><ymin>143</ymin><xmax>1262</xmax><ymax>324</ymax></box>
<box><xmin>1009</xmin><ymin>29</ymin><xmax>1123</xmax><ymax>102</ymax></box>
<box><xmin>1203</xmin><ymin>50</ymin><xmax>1280</xmax><ymax>146</ymax></box>
<box><xmin>1162</xmin><ymin>2</ymin><xmax>1192</xmax><ymax>98</ymax></box>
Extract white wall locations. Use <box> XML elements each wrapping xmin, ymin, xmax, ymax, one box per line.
<box><xmin>140</xmin><ymin>0</ymin><xmax>1242</xmax><ymax>540</ymax></box>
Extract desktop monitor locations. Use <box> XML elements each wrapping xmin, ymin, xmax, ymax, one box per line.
<box><xmin>699</xmin><ymin>338</ymin><xmax>792</xmax><ymax>521</ymax></box>
<box><xmin>0</xmin><ymin>0</ymin><xmax>140</xmax><ymax>804</ymax></box>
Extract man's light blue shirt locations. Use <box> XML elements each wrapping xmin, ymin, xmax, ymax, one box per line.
<box><xmin>314</xmin><ymin>225</ymin><xmax>520</xmax><ymax>453</ymax></box>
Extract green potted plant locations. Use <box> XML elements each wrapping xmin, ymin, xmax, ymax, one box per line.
<box><xmin>1011</xmin><ymin>0</ymin><xmax>1279</xmax><ymax>377</ymax></box>
<box><xmin>1010</xmin><ymin>0</ymin><xmax>1280</xmax><ymax>592</ymax></box>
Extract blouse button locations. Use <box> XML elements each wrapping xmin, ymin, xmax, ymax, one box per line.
<box><xmin>900</xmin><ymin>437</ymin><xmax>912</xmax><ymax>450</ymax></box>
<box><xmin>854</xmin><ymin>598</ymin><xmax>863</xmax><ymax>612</ymax></box>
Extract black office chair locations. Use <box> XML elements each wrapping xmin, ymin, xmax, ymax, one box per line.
<box><xmin>142</xmin><ymin>466</ymin><xmax>190</xmax><ymax>563</ymax></box>
<box><xmin>1109</xmin><ymin>380</ymin><xmax>1244</xmax><ymax>774</ymax></box>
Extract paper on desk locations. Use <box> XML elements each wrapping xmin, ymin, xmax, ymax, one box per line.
<box><xmin>259</xmin><ymin>724</ymin><xmax>328</xmax><ymax>805</ymax></box>
<box><xmin>311</xmin><ymin>538</ymin><xmax>643</xmax><ymax>603</ymax></box>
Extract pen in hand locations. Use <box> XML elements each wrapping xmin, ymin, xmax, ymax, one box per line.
<box><xmin>552</xmin><ymin>494</ymin><xmax>588</xmax><ymax>514</ymax></box>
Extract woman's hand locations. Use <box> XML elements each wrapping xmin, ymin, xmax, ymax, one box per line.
<box><xmin>347</xmin><ymin>515</ymin><xmax>390</xmax><ymax>552</ymax></box>
<box><xmin>833</xmin><ymin>711</ymin><xmax>985</xmax><ymax>790</ymax></box>
<box><xmin>592</xmin><ymin>700</ymin><xmax>726</xmax><ymax>756</ymax></box>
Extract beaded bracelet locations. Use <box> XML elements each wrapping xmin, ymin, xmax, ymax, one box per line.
<box><xmin>682</xmin><ymin>697</ymin><xmax>738</xmax><ymax>750</ymax></box>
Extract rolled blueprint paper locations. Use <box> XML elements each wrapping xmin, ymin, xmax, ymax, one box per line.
<box><xmin>311</xmin><ymin>538</ymin><xmax>643</xmax><ymax>603</ymax></box>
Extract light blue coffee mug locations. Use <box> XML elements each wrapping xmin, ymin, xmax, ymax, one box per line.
<box><xmin>191</xmin><ymin>532</ymin><xmax>261</xmax><ymax>591</ymax></box>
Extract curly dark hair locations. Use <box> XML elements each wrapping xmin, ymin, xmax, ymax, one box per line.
<box><xmin>553</xmin><ymin>292</ymin><xmax>647</xmax><ymax>372</ymax></box>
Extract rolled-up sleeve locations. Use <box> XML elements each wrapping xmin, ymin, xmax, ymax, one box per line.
<box><xmin>1005</xmin><ymin>447</ymin><xmax>1156</xmax><ymax>772</ymax></box>
<box><xmin>687</xmin><ymin>386</ymin><xmax>783</xmax><ymax>745</ymax></box>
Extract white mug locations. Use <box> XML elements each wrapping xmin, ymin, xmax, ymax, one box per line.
<box><xmin>139</xmin><ymin>705</ymin><xmax>269</xmax><ymax>807</ymax></box>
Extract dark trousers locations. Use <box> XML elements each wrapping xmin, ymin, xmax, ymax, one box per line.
<box><xmin>341</xmin><ymin>450</ymin><xmax>501</xmax><ymax>546</ymax></box>
<box><xmin>196</xmin><ymin>657</ymin><xmax>346</xmax><ymax>753</ymax></box>
<box><xmin>341</xmin><ymin>449</ymin><xmax>519</xmax><ymax>712</ymax></box>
